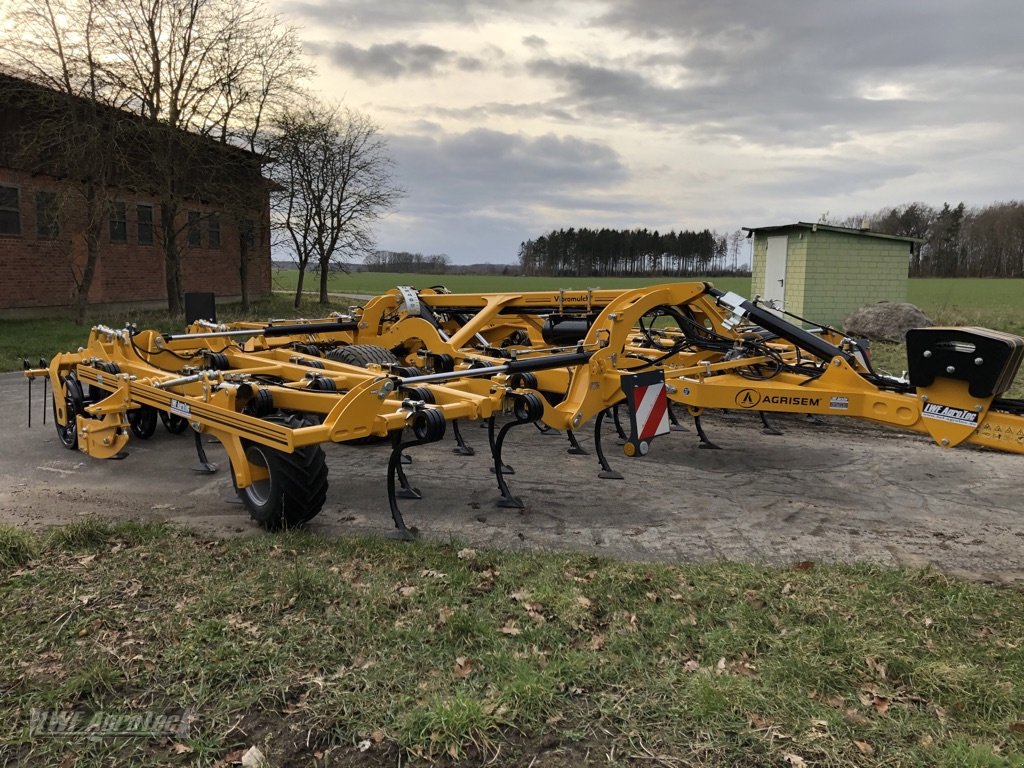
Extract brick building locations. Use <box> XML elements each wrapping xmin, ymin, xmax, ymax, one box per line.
<box><xmin>744</xmin><ymin>222</ymin><xmax>921</xmax><ymax>328</ymax></box>
<box><xmin>0</xmin><ymin>73</ymin><xmax>272</xmax><ymax>317</ymax></box>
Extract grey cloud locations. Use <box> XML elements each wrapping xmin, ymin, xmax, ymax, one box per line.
<box><xmin>279</xmin><ymin>0</ymin><xmax>550</xmax><ymax>30</ymax></box>
<box><xmin>389</xmin><ymin>128</ymin><xmax>627</xmax><ymax>208</ymax></box>
<box><xmin>375</xmin><ymin>128</ymin><xmax>645</xmax><ymax>261</ymax></box>
<box><xmin>522</xmin><ymin>35</ymin><xmax>547</xmax><ymax>49</ymax></box>
<box><xmin>309</xmin><ymin>41</ymin><xmax>455</xmax><ymax>80</ymax></box>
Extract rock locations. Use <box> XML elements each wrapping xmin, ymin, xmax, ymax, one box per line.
<box><xmin>843</xmin><ymin>302</ymin><xmax>932</xmax><ymax>343</ymax></box>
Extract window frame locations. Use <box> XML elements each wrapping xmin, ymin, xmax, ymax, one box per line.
<box><xmin>0</xmin><ymin>184</ymin><xmax>22</xmax><ymax>236</ymax></box>
<box><xmin>208</xmin><ymin>213</ymin><xmax>221</xmax><ymax>249</ymax></box>
<box><xmin>137</xmin><ymin>203</ymin><xmax>154</xmax><ymax>245</ymax></box>
<box><xmin>109</xmin><ymin>200</ymin><xmax>128</xmax><ymax>243</ymax></box>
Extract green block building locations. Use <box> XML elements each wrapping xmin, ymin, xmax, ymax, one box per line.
<box><xmin>743</xmin><ymin>222</ymin><xmax>920</xmax><ymax>329</ymax></box>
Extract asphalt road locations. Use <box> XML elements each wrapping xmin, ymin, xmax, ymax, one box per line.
<box><xmin>2</xmin><ymin>371</ymin><xmax>1022</xmax><ymax>582</ymax></box>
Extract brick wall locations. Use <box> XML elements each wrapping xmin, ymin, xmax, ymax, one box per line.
<box><xmin>0</xmin><ymin>168</ymin><xmax>271</xmax><ymax>314</ymax></box>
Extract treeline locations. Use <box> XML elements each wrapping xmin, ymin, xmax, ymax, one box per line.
<box><xmin>363</xmin><ymin>250</ymin><xmax>451</xmax><ymax>274</ymax></box>
<box><xmin>838</xmin><ymin>201</ymin><xmax>1024</xmax><ymax>278</ymax></box>
<box><xmin>518</xmin><ymin>228</ymin><xmax>749</xmax><ymax>277</ymax></box>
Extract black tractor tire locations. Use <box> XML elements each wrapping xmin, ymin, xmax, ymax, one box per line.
<box><xmin>326</xmin><ymin>344</ymin><xmax>399</xmax><ymax>368</ymax></box>
<box><xmin>234</xmin><ymin>416</ymin><xmax>329</xmax><ymax>530</ymax></box>
<box><xmin>160</xmin><ymin>411</ymin><xmax>189</xmax><ymax>434</ymax></box>
<box><xmin>128</xmin><ymin>406</ymin><xmax>159</xmax><ymax>439</ymax></box>
<box><xmin>54</xmin><ymin>373</ymin><xmax>85</xmax><ymax>450</ymax></box>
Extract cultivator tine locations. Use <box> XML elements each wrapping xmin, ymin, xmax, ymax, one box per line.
<box><xmin>492</xmin><ymin>394</ymin><xmax>544</xmax><ymax>509</ymax></box>
<box><xmin>451</xmin><ymin>419</ymin><xmax>475</xmax><ymax>456</ymax></box>
<box><xmin>386</xmin><ymin>446</ymin><xmax>418</xmax><ymax>540</ymax></box>
<box><xmin>391</xmin><ymin>431</ymin><xmax>422</xmax><ymax>500</ymax></box>
<box><xmin>593</xmin><ymin>408</ymin><xmax>624</xmax><ymax>480</ymax></box>
<box><xmin>385</xmin><ymin>409</ymin><xmax>447</xmax><ymax>540</ymax></box>
<box><xmin>533</xmin><ymin>421</ymin><xmax>558</xmax><ymax>436</ymax></box>
<box><xmin>693</xmin><ymin>414</ymin><xmax>722</xmax><ymax>450</ymax></box>
<box><xmin>760</xmin><ymin>412</ymin><xmax>783</xmax><ymax>436</ymax></box>
<box><xmin>191</xmin><ymin>429</ymin><xmax>219</xmax><ymax>473</ymax></box>
<box><xmin>487</xmin><ymin>416</ymin><xmax>515</xmax><ymax>474</ymax></box>
<box><xmin>565</xmin><ymin>428</ymin><xmax>589</xmax><ymax>455</ymax></box>
<box><xmin>611</xmin><ymin>403</ymin><xmax>628</xmax><ymax>444</ymax></box>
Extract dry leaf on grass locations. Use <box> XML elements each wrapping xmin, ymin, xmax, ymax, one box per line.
<box><xmin>454</xmin><ymin>656</ymin><xmax>474</xmax><ymax>678</ymax></box>
<box><xmin>853</xmin><ymin>740</ymin><xmax>874</xmax><ymax>755</ymax></box>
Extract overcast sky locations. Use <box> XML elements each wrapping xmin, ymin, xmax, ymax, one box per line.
<box><xmin>282</xmin><ymin>1</ymin><xmax>1022</xmax><ymax>263</ymax></box>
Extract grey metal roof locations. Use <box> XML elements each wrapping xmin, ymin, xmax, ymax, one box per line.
<box><xmin>741</xmin><ymin>222</ymin><xmax>923</xmax><ymax>244</ymax></box>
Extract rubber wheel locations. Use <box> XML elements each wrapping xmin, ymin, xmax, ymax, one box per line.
<box><xmin>54</xmin><ymin>373</ymin><xmax>85</xmax><ymax>450</ymax></box>
<box><xmin>128</xmin><ymin>406</ymin><xmax>159</xmax><ymax>439</ymax></box>
<box><xmin>160</xmin><ymin>411</ymin><xmax>189</xmax><ymax>434</ymax></box>
<box><xmin>234</xmin><ymin>416</ymin><xmax>329</xmax><ymax>530</ymax></box>
<box><xmin>326</xmin><ymin>344</ymin><xmax>399</xmax><ymax>367</ymax></box>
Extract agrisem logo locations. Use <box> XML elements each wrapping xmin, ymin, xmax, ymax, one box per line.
<box><xmin>735</xmin><ymin>389</ymin><xmax>761</xmax><ymax>408</ymax></box>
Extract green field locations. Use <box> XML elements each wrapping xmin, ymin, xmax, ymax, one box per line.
<box><xmin>269</xmin><ymin>269</ymin><xmax>755</xmax><ymax>297</ymax></box>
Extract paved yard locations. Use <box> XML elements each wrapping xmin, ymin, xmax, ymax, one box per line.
<box><xmin>2</xmin><ymin>371</ymin><xmax>1021</xmax><ymax>582</ymax></box>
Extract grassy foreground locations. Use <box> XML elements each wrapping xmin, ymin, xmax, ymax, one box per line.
<box><xmin>1</xmin><ymin>521</ymin><xmax>1023</xmax><ymax>767</ymax></box>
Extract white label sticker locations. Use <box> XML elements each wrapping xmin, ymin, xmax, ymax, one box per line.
<box><xmin>829</xmin><ymin>396</ymin><xmax>849</xmax><ymax>410</ymax></box>
<box><xmin>922</xmin><ymin>402</ymin><xmax>978</xmax><ymax>427</ymax></box>
<box><xmin>169</xmin><ymin>399</ymin><xmax>191</xmax><ymax>418</ymax></box>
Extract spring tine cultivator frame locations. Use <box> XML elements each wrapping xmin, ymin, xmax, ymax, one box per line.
<box><xmin>24</xmin><ymin>281</ymin><xmax>1024</xmax><ymax>536</ymax></box>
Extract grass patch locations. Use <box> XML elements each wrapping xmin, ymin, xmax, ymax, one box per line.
<box><xmin>0</xmin><ymin>293</ymin><xmax>353</xmax><ymax>371</ymax></box>
<box><xmin>1</xmin><ymin>523</ymin><xmax>1022</xmax><ymax>766</ymax></box>
<box><xmin>0</xmin><ymin>526</ymin><xmax>36</xmax><ymax>568</ymax></box>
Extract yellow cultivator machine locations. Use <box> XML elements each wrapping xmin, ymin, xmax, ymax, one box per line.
<box><xmin>24</xmin><ymin>282</ymin><xmax>1024</xmax><ymax>538</ymax></box>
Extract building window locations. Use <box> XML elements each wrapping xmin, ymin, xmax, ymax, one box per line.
<box><xmin>137</xmin><ymin>204</ymin><xmax>154</xmax><ymax>245</ymax></box>
<box><xmin>109</xmin><ymin>201</ymin><xmax>127</xmax><ymax>243</ymax></box>
<box><xmin>0</xmin><ymin>185</ymin><xmax>21</xmax><ymax>236</ymax></box>
<box><xmin>187</xmin><ymin>210</ymin><xmax>201</xmax><ymax>247</ymax></box>
<box><xmin>36</xmin><ymin>190</ymin><xmax>59</xmax><ymax>239</ymax></box>
<box><xmin>208</xmin><ymin>213</ymin><xmax>220</xmax><ymax>248</ymax></box>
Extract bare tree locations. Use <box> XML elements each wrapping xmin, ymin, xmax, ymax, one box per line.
<box><xmin>2</xmin><ymin>0</ymin><xmax>306</xmax><ymax>315</ymax></box>
<box><xmin>1</xmin><ymin>0</ymin><xmax>135</xmax><ymax>322</ymax></box>
<box><xmin>266</xmin><ymin>103</ymin><xmax>403</xmax><ymax>307</ymax></box>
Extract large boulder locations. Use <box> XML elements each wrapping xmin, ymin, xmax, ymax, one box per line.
<box><xmin>843</xmin><ymin>302</ymin><xmax>932</xmax><ymax>343</ymax></box>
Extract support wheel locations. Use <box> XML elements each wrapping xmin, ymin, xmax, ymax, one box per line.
<box><xmin>54</xmin><ymin>373</ymin><xmax>85</xmax><ymax>450</ymax></box>
<box><xmin>326</xmin><ymin>344</ymin><xmax>399</xmax><ymax>368</ymax></box>
<box><xmin>160</xmin><ymin>411</ymin><xmax>189</xmax><ymax>434</ymax></box>
<box><xmin>235</xmin><ymin>417</ymin><xmax>329</xmax><ymax>530</ymax></box>
<box><xmin>128</xmin><ymin>406</ymin><xmax>159</xmax><ymax>439</ymax></box>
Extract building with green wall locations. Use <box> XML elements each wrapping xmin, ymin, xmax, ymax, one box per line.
<box><xmin>743</xmin><ymin>222</ymin><xmax>919</xmax><ymax>329</ymax></box>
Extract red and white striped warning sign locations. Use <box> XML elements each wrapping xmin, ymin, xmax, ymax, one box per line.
<box><xmin>621</xmin><ymin>371</ymin><xmax>671</xmax><ymax>457</ymax></box>
<box><xmin>632</xmin><ymin>380</ymin><xmax>670</xmax><ymax>440</ymax></box>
